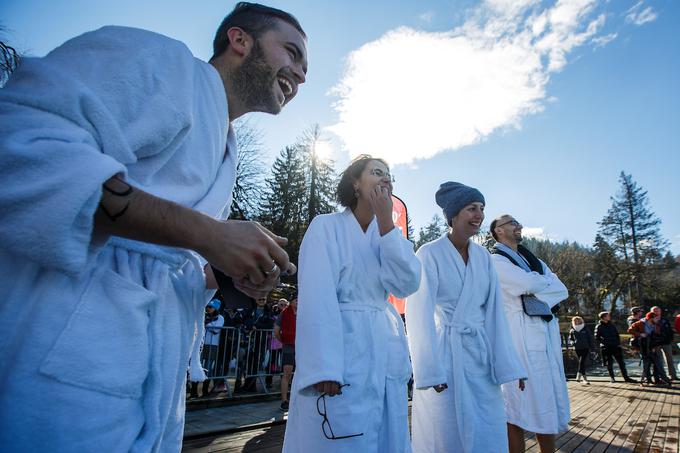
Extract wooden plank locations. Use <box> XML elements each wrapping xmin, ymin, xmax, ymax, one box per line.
<box><xmin>609</xmin><ymin>386</ymin><xmax>664</xmax><ymax>452</ymax></box>
<box><xmin>554</xmin><ymin>384</ymin><xmax>625</xmax><ymax>452</ymax></box>
<box><xmin>588</xmin><ymin>385</ymin><xmax>653</xmax><ymax>453</ymax></box>
<box><xmin>508</xmin><ymin>381</ymin><xmax>615</xmax><ymax>452</ymax></box>
<box><xmin>524</xmin><ymin>383</ymin><xmax>604</xmax><ymax>452</ymax></box>
<box><xmin>660</xmin><ymin>384</ymin><xmax>679</xmax><ymax>453</ymax></box>
<box><xmin>570</xmin><ymin>383</ymin><xmax>641</xmax><ymax>452</ymax></box>
<box><xmin>182</xmin><ymin>380</ymin><xmax>680</xmax><ymax>453</ymax></box>
<box><xmin>649</xmin><ymin>390</ymin><xmax>673</xmax><ymax>453</ymax></box>
<box><xmin>633</xmin><ymin>389</ymin><xmax>666</xmax><ymax>452</ymax></box>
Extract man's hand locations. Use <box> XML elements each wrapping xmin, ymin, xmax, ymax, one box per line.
<box><xmin>368</xmin><ymin>185</ymin><xmax>394</xmax><ymax>236</ymax></box>
<box><xmin>200</xmin><ymin>220</ymin><xmax>297</xmax><ymax>298</ymax></box>
<box><xmin>313</xmin><ymin>380</ymin><xmax>342</xmax><ymax>396</ymax></box>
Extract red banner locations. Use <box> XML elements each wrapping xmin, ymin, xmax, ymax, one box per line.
<box><xmin>388</xmin><ymin>195</ymin><xmax>408</xmax><ymax>315</ymax></box>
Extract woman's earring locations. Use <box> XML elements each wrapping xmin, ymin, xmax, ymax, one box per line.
<box><xmin>354</xmin><ymin>188</ymin><xmax>359</xmax><ymax>198</ymax></box>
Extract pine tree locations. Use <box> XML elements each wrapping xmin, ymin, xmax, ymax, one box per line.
<box><xmin>415</xmin><ymin>214</ymin><xmax>448</xmax><ymax>250</ymax></box>
<box><xmin>298</xmin><ymin>125</ymin><xmax>336</xmax><ymax>224</ymax></box>
<box><xmin>597</xmin><ymin>171</ymin><xmax>669</xmax><ymax>305</ymax></box>
<box><xmin>258</xmin><ymin>146</ymin><xmax>307</xmax><ymax>264</ymax></box>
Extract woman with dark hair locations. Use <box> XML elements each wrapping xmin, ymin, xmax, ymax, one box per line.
<box><xmin>283</xmin><ymin>155</ymin><xmax>421</xmax><ymax>452</ymax></box>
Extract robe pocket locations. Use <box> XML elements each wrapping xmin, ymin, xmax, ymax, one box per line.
<box><xmin>461</xmin><ymin>335</ymin><xmax>489</xmax><ymax>377</ymax></box>
<box><xmin>524</xmin><ymin>316</ymin><xmax>548</xmax><ymax>352</ymax></box>
<box><xmin>38</xmin><ymin>268</ymin><xmax>155</xmax><ymax>399</ymax></box>
<box><xmin>317</xmin><ymin>384</ymin><xmax>372</xmax><ymax>437</ymax></box>
<box><xmin>386</xmin><ymin>335</ymin><xmax>411</xmax><ymax>381</ymax></box>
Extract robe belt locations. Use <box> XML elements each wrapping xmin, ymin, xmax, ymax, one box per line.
<box><xmin>441</xmin><ymin>319</ymin><xmax>494</xmax><ymax>453</ymax></box>
<box><xmin>337</xmin><ymin>302</ymin><xmax>386</xmax><ymax>312</ymax></box>
<box><xmin>108</xmin><ymin>236</ymin><xmax>191</xmax><ymax>268</ymax></box>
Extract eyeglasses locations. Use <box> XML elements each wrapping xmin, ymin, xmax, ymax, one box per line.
<box><xmin>316</xmin><ymin>384</ymin><xmax>364</xmax><ymax>440</ymax></box>
<box><xmin>496</xmin><ymin>219</ymin><xmax>521</xmax><ymax>228</ymax></box>
<box><xmin>369</xmin><ymin>168</ymin><xmax>395</xmax><ymax>182</ymax></box>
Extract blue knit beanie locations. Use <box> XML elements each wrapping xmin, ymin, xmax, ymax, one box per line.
<box><xmin>208</xmin><ymin>299</ymin><xmax>221</xmax><ymax>310</ymax></box>
<box><xmin>435</xmin><ymin>181</ymin><xmax>485</xmax><ymax>223</ymax></box>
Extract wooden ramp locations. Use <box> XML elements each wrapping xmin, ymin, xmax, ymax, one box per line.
<box><xmin>183</xmin><ymin>380</ymin><xmax>680</xmax><ymax>452</ymax></box>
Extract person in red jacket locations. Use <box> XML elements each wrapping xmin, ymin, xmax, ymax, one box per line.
<box><xmin>628</xmin><ymin>312</ymin><xmax>671</xmax><ymax>386</ymax></box>
<box><xmin>675</xmin><ymin>312</ymin><xmax>680</xmax><ymax>335</ymax></box>
<box><xmin>275</xmin><ymin>294</ymin><xmax>297</xmax><ymax>411</ymax></box>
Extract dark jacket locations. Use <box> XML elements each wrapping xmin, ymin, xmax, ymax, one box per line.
<box><xmin>594</xmin><ymin>321</ymin><xmax>621</xmax><ymax>348</ymax></box>
<box><xmin>658</xmin><ymin>318</ymin><xmax>674</xmax><ymax>345</ymax></box>
<box><xmin>569</xmin><ymin>326</ymin><xmax>595</xmax><ymax>351</ymax></box>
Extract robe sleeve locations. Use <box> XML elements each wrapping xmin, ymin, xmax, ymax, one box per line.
<box><xmin>0</xmin><ymin>27</ymin><xmax>199</xmax><ymax>276</ymax></box>
<box><xmin>406</xmin><ymin>246</ymin><xmax>447</xmax><ymax>389</ymax></box>
<box><xmin>378</xmin><ymin>227</ymin><xmax>422</xmax><ymax>298</ymax></box>
<box><xmin>294</xmin><ymin>218</ymin><xmax>346</xmax><ymax>394</ymax></box>
<box><xmin>491</xmin><ymin>255</ymin><xmax>552</xmax><ymax>297</ymax></box>
<box><xmin>485</xmin><ymin>254</ymin><xmax>528</xmax><ymax>384</ymax></box>
<box><xmin>533</xmin><ymin>260</ymin><xmax>569</xmax><ymax>307</ymax></box>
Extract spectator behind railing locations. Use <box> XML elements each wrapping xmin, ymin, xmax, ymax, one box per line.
<box><xmin>275</xmin><ymin>295</ymin><xmax>297</xmax><ymax>411</ymax></box>
<box><xmin>190</xmin><ymin>299</ymin><xmax>224</xmax><ymax>398</ymax></box>
<box><xmin>239</xmin><ymin>298</ymin><xmax>276</xmax><ymax>392</ymax></box>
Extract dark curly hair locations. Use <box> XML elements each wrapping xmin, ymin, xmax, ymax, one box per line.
<box><xmin>336</xmin><ymin>154</ymin><xmax>389</xmax><ymax>210</ymax></box>
<box><xmin>211</xmin><ymin>2</ymin><xmax>306</xmax><ymax>61</ymax></box>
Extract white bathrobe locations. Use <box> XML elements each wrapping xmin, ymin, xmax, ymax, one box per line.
<box><xmin>283</xmin><ymin>209</ymin><xmax>421</xmax><ymax>453</ymax></box>
<box><xmin>406</xmin><ymin>236</ymin><xmax>527</xmax><ymax>453</ymax></box>
<box><xmin>492</xmin><ymin>252</ymin><xmax>570</xmax><ymax>434</ymax></box>
<box><xmin>0</xmin><ymin>27</ymin><xmax>235</xmax><ymax>452</ymax></box>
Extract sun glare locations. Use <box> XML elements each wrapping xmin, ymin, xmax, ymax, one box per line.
<box><xmin>313</xmin><ymin>141</ymin><xmax>334</xmax><ymax>160</ymax></box>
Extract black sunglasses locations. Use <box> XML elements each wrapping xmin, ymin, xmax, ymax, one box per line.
<box><xmin>316</xmin><ymin>384</ymin><xmax>364</xmax><ymax>440</ymax></box>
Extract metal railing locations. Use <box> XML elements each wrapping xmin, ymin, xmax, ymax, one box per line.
<box><xmin>194</xmin><ymin>327</ymin><xmax>285</xmax><ymax>398</ymax></box>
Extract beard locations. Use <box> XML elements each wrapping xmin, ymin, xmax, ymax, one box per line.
<box><xmin>230</xmin><ymin>41</ymin><xmax>281</xmax><ymax>114</ymax></box>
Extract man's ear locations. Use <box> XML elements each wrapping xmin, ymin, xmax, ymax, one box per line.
<box><xmin>226</xmin><ymin>27</ymin><xmax>252</xmax><ymax>57</ymax></box>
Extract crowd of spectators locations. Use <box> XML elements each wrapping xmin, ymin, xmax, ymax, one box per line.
<box><xmin>568</xmin><ymin>306</ymin><xmax>679</xmax><ymax>387</ymax></box>
<box><xmin>188</xmin><ymin>290</ymin><xmax>297</xmax><ymax>399</ymax></box>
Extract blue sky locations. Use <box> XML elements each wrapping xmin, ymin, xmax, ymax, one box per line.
<box><xmin>3</xmin><ymin>0</ymin><xmax>679</xmax><ymax>254</ymax></box>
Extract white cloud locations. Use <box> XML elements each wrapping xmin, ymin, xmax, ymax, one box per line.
<box><xmin>419</xmin><ymin>11</ymin><xmax>434</xmax><ymax>23</ymax></box>
<box><xmin>329</xmin><ymin>0</ymin><xmax>620</xmax><ymax>165</ymax></box>
<box><xmin>592</xmin><ymin>32</ymin><xmax>618</xmax><ymax>48</ymax></box>
<box><xmin>522</xmin><ymin>227</ymin><xmax>548</xmax><ymax>239</ymax></box>
<box><xmin>522</xmin><ymin>226</ymin><xmax>563</xmax><ymax>242</ymax></box>
<box><xmin>625</xmin><ymin>1</ymin><xmax>657</xmax><ymax>26</ymax></box>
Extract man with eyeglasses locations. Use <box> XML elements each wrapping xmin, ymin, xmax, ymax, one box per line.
<box><xmin>490</xmin><ymin>214</ymin><xmax>570</xmax><ymax>453</ymax></box>
<box><xmin>0</xmin><ymin>3</ymin><xmax>306</xmax><ymax>452</ymax></box>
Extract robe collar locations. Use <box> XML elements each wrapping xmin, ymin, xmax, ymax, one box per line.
<box><xmin>494</xmin><ymin>242</ymin><xmax>532</xmax><ymax>273</ymax></box>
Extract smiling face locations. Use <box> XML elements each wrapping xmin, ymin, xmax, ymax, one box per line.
<box><xmin>494</xmin><ymin>215</ymin><xmax>523</xmax><ymax>246</ymax></box>
<box><xmin>231</xmin><ymin>19</ymin><xmax>307</xmax><ymax>115</ymax></box>
<box><xmin>353</xmin><ymin>160</ymin><xmax>393</xmax><ymax>205</ymax></box>
<box><xmin>451</xmin><ymin>202</ymin><xmax>485</xmax><ymax>239</ymax></box>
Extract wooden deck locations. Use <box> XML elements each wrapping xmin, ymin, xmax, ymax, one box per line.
<box><xmin>183</xmin><ymin>379</ymin><xmax>680</xmax><ymax>452</ymax></box>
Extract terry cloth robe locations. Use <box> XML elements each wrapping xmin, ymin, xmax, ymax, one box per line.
<box><xmin>492</xmin><ymin>250</ymin><xmax>570</xmax><ymax>434</ymax></box>
<box><xmin>406</xmin><ymin>236</ymin><xmax>527</xmax><ymax>453</ymax></box>
<box><xmin>0</xmin><ymin>27</ymin><xmax>235</xmax><ymax>452</ymax></box>
<box><xmin>283</xmin><ymin>209</ymin><xmax>421</xmax><ymax>453</ymax></box>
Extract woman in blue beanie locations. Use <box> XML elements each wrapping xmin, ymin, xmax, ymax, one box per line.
<box><xmin>406</xmin><ymin>181</ymin><xmax>527</xmax><ymax>453</ymax></box>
